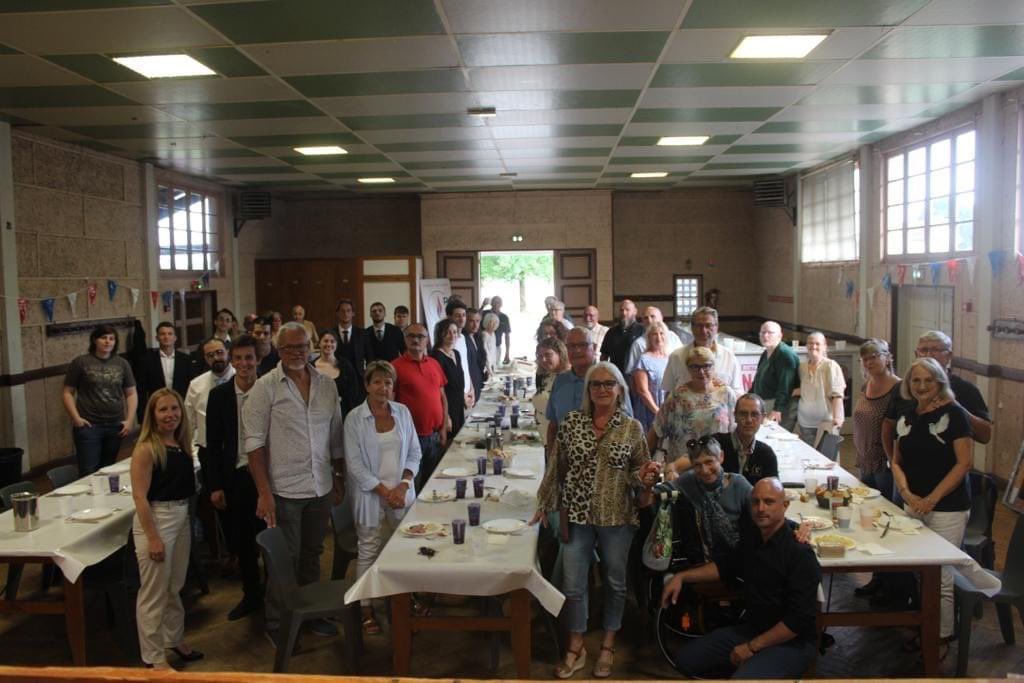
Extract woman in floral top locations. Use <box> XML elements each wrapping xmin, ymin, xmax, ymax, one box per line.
<box><xmin>534</xmin><ymin>361</ymin><xmax>658</xmax><ymax>679</ymax></box>
<box><xmin>648</xmin><ymin>345</ymin><xmax>737</xmax><ymax>478</ymax></box>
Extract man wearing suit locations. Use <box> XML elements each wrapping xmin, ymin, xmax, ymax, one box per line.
<box><xmin>366</xmin><ymin>301</ymin><xmax>405</xmax><ymax>361</ymax></box>
<box><xmin>330</xmin><ymin>298</ymin><xmax>373</xmax><ymax>373</ymax></box>
<box><xmin>141</xmin><ymin>322</ymin><xmax>194</xmax><ymax>404</ymax></box>
<box><xmin>464</xmin><ymin>307</ymin><xmax>488</xmax><ymax>401</ymax></box>
<box><xmin>202</xmin><ymin>335</ymin><xmax>265</xmax><ymax>621</ymax></box>
<box><xmin>252</xmin><ymin>316</ymin><xmax>279</xmax><ymax>377</ymax></box>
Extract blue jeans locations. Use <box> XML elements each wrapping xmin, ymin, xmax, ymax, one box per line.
<box><xmin>415</xmin><ymin>432</ymin><xmax>441</xmax><ymax>491</ymax></box>
<box><xmin>561</xmin><ymin>523</ymin><xmax>635</xmax><ymax>633</ymax></box>
<box><xmin>674</xmin><ymin>623</ymin><xmax>817</xmax><ymax>679</ymax></box>
<box><xmin>860</xmin><ymin>467</ymin><xmax>894</xmax><ymax>503</ymax></box>
<box><xmin>73</xmin><ymin>422</ymin><xmax>124</xmax><ymax>475</ymax></box>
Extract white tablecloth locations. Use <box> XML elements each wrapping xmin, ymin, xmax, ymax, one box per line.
<box><xmin>345</xmin><ymin>369</ymin><xmax>565</xmax><ymax>615</ymax></box>
<box><xmin>761</xmin><ymin>422</ymin><xmax>1000</xmax><ymax>595</ymax></box>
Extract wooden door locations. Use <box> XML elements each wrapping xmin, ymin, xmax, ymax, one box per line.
<box><xmin>554</xmin><ymin>249</ymin><xmax>596</xmax><ymax>320</ymax></box>
<box><xmin>255</xmin><ymin>258</ymin><xmax>362</xmax><ymax>334</ymax></box>
<box><xmin>437</xmin><ymin>251</ymin><xmax>479</xmax><ymax>308</ymax></box>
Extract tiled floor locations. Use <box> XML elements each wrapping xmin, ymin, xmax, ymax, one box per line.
<box><xmin>1</xmin><ymin>442</ymin><xmax>1021</xmax><ymax>678</ymax></box>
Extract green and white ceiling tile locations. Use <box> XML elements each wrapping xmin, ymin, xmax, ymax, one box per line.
<box><xmin>2</xmin><ymin>0</ymin><xmax>1024</xmax><ymax>192</ymax></box>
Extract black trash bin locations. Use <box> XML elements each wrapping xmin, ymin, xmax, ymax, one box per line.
<box><xmin>0</xmin><ymin>447</ymin><xmax>24</xmax><ymax>488</ymax></box>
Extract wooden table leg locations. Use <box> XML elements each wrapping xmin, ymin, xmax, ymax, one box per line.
<box><xmin>391</xmin><ymin>593</ymin><xmax>412</xmax><ymax>676</ymax></box>
<box><xmin>510</xmin><ymin>589</ymin><xmax>532</xmax><ymax>679</ymax></box>
<box><xmin>919</xmin><ymin>565</ymin><xmax>941</xmax><ymax>676</ymax></box>
<box><xmin>63</xmin><ymin>573</ymin><xmax>86</xmax><ymax>666</ymax></box>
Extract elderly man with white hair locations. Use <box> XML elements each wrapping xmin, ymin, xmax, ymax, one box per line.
<box><xmin>751</xmin><ymin>320</ymin><xmax>799</xmax><ymax>429</ymax></box>
<box><xmin>663</xmin><ymin>307</ymin><xmax>744</xmax><ymax>395</ymax></box>
<box><xmin>580</xmin><ymin>305</ymin><xmax>609</xmax><ymax>351</ymax></box>
<box><xmin>624</xmin><ymin>306</ymin><xmax>684</xmax><ymax>373</ymax></box>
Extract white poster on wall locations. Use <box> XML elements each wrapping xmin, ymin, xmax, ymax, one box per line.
<box><xmin>420</xmin><ymin>278</ymin><xmax>452</xmax><ymax>338</ymax></box>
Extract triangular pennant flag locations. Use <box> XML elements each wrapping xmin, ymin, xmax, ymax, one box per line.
<box><xmin>866</xmin><ymin>287</ymin><xmax>876</xmax><ymax>307</ymax></box>
<box><xmin>912</xmin><ymin>265</ymin><xmax>922</xmax><ymax>281</ymax></box>
<box><xmin>17</xmin><ymin>297</ymin><xmax>29</xmax><ymax>323</ymax></box>
<box><xmin>844</xmin><ymin>280</ymin><xmax>855</xmax><ymax>298</ymax></box>
<box><xmin>989</xmin><ymin>250</ymin><xmax>1006</xmax><ymax>274</ymax></box>
<box><xmin>946</xmin><ymin>259</ymin><xmax>959</xmax><ymax>284</ymax></box>
<box><xmin>881</xmin><ymin>272</ymin><xmax>892</xmax><ymax>293</ymax></box>
<box><xmin>930</xmin><ymin>262</ymin><xmax>942</xmax><ymax>285</ymax></box>
<box><xmin>965</xmin><ymin>256</ymin><xmax>976</xmax><ymax>286</ymax></box>
<box><xmin>41</xmin><ymin>298</ymin><xmax>55</xmax><ymax>323</ymax></box>
<box><xmin>897</xmin><ymin>265</ymin><xmax>907</xmax><ymax>285</ymax></box>
<box><xmin>107</xmin><ymin>279</ymin><xmax>118</xmax><ymax>302</ymax></box>
<box><xmin>150</xmin><ymin>290</ymin><xmax>159</xmax><ymax>308</ymax></box>
<box><xmin>86</xmin><ymin>282</ymin><xmax>97</xmax><ymax>305</ymax></box>
<box><xmin>67</xmin><ymin>291</ymin><xmax>78</xmax><ymax>317</ymax></box>
<box><xmin>161</xmin><ymin>291</ymin><xmax>173</xmax><ymax>308</ymax></box>
<box><xmin>129</xmin><ymin>287</ymin><xmax>140</xmax><ymax>308</ymax></box>
<box><xmin>201</xmin><ymin>272</ymin><xmax>211</xmax><ymax>288</ymax></box>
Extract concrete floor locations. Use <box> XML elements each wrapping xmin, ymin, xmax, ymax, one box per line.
<box><xmin>1</xmin><ymin>442</ymin><xmax>1022</xmax><ymax>678</ymax></box>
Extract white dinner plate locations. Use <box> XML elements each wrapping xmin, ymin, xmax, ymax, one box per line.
<box><xmin>874</xmin><ymin>515</ymin><xmax>923</xmax><ymax>531</ymax></box>
<box><xmin>54</xmin><ymin>484</ymin><xmax>90</xmax><ymax>496</ymax></box>
<box><xmin>503</xmin><ymin>468</ymin><xmax>535</xmax><ymax>479</ymax></box>
<box><xmin>849</xmin><ymin>486</ymin><xmax>881</xmax><ymax>499</ymax></box>
<box><xmin>802</xmin><ymin>516</ymin><xmax>833</xmax><ymax>530</ymax></box>
<box><xmin>399</xmin><ymin>522</ymin><xmax>444</xmax><ymax>537</ymax></box>
<box><xmin>419</xmin><ymin>490</ymin><xmax>457</xmax><ymax>503</ymax></box>
<box><xmin>482</xmin><ymin>518</ymin><xmax>527</xmax><ymax>534</ymax></box>
<box><xmin>69</xmin><ymin>508</ymin><xmax>114</xmax><ymax>521</ymax></box>
<box><xmin>439</xmin><ymin>467</ymin><xmax>470</xmax><ymax>478</ymax></box>
<box><xmin>99</xmin><ymin>462</ymin><xmax>131</xmax><ymax>474</ymax></box>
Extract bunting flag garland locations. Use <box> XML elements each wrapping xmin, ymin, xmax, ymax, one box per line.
<box><xmin>150</xmin><ymin>290</ymin><xmax>159</xmax><ymax>308</ymax></box>
<box><xmin>86</xmin><ymin>283</ymin><xmax>97</xmax><ymax>305</ymax></box>
<box><xmin>866</xmin><ymin>287</ymin><xmax>876</xmax><ymax>307</ymax></box>
<box><xmin>896</xmin><ymin>265</ymin><xmax>907</xmax><ymax>285</ymax></box>
<box><xmin>930</xmin><ymin>262</ymin><xmax>942</xmax><ymax>284</ymax></box>
<box><xmin>129</xmin><ymin>287</ymin><xmax>140</xmax><ymax>308</ymax></box>
<box><xmin>844</xmin><ymin>280</ymin><xmax>855</xmax><ymax>298</ymax></box>
<box><xmin>107</xmin><ymin>279</ymin><xmax>118</xmax><ymax>302</ymax></box>
<box><xmin>881</xmin><ymin>272</ymin><xmax>892</xmax><ymax>293</ymax></box>
<box><xmin>161</xmin><ymin>291</ymin><xmax>173</xmax><ymax>308</ymax></box>
<box><xmin>41</xmin><ymin>298</ymin><xmax>55</xmax><ymax>323</ymax></box>
<box><xmin>67</xmin><ymin>291</ymin><xmax>78</xmax><ymax>317</ymax></box>
<box><xmin>946</xmin><ymin>259</ymin><xmax>959</xmax><ymax>284</ymax></box>
<box><xmin>200</xmin><ymin>272</ymin><xmax>211</xmax><ymax>288</ymax></box>
<box><xmin>17</xmin><ymin>298</ymin><xmax>29</xmax><ymax>323</ymax></box>
<box><xmin>989</xmin><ymin>250</ymin><xmax>1007</xmax><ymax>275</ymax></box>
<box><xmin>912</xmin><ymin>265</ymin><xmax>923</xmax><ymax>281</ymax></box>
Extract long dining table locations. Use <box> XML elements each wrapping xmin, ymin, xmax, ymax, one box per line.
<box><xmin>345</xmin><ymin>364</ymin><xmax>562</xmax><ymax>678</ymax></box>
<box><xmin>761</xmin><ymin>421</ymin><xmax>1000</xmax><ymax>675</ymax></box>
<box><xmin>0</xmin><ymin>460</ymin><xmax>136</xmax><ymax>665</ymax></box>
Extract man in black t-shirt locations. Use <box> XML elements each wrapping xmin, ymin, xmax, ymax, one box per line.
<box><xmin>599</xmin><ymin>298</ymin><xmax>644</xmax><ymax>375</ymax></box>
<box><xmin>490</xmin><ymin>296</ymin><xmax>512</xmax><ymax>365</ymax></box>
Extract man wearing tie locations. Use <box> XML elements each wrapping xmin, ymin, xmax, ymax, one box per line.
<box><xmin>331</xmin><ymin>298</ymin><xmax>373</xmax><ymax>373</ymax></box>
<box><xmin>464</xmin><ymin>307</ymin><xmax>487</xmax><ymax>401</ymax></box>
<box><xmin>140</xmin><ymin>322</ymin><xmax>194</xmax><ymax>408</ymax></box>
<box><xmin>366</xmin><ymin>301</ymin><xmax>406</xmax><ymax>362</ymax></box>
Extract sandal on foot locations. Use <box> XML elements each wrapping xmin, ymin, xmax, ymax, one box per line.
<box><xmin>554</xmin><ymin>646</ymin><xmax>586</xmax><ymax>679</ymax></box>
<box><xmin>593</xmin><ymin>646</ymin><xmax>615</xmax><ymax>679</ymax></box>
<box><xmin>361</xmin><ymin>614</ymin><xmax>382</xmax><ymax>635</ymax></box>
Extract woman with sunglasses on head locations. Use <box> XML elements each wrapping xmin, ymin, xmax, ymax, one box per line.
<box><xmin>533</xmin><ymin>362</ymin><xmax>658</xmax><ymax>679</ymax></box>
<box><xmin>648</xmin><ymin>345</ymin><xmax>737</xmax><ymax>480</ymax></box>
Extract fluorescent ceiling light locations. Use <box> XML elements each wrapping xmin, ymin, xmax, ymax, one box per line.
<box><xmin>112</xmin><ymin>54</ymin><xmax>215</xmax><ymax>79</ymax></box>
<box><xmin>294</xmin><ymin>146</ymin><xmax>348</xmax><ymax>156</ymax></box>
<box><xmin>631</xmin><ymin>172</ymin><xmax>668</xmax><ymax>178</ymax></box>
<box><xmin>357</xmin><ymin>177</ymin><xmax>395</xmax><ymax>184</ymax></box>
<box><xmin>657</xmin><ymin>136</ymin><xmax>709</xmax><ymax>146</ymax></box>
<box><xmin>467</xmin><ymin>107</ymin><xmax>497</xmax><ymax>117</ymax></box>
<box><xmin>730</xmin><ymin>34</ymin><xmax>829</xmax><ymax>59</ymax></box>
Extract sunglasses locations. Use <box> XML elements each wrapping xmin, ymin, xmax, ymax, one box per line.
<box><xmin>685</xmin><ymin>435</ymin><xmax>718</xmax><ymax>454</ymax></box>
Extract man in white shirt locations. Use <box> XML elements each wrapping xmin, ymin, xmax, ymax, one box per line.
<box><xmin>581</xmin><ymin>305</ymin><xmax>609</xmax><ymax>351</ymax></box>
<box><xmin>663</xmin><ymin>306</ymin><xmax>743</xmax><ymax>394</ymax></box>
<box><xmin>445</xmin><ymin>299</ymin><xmax>475</xmax><ymax>408</ymax></box>
<box><xmin>185</xmin><ymin>338</ymin><xmax>235</xmax><ymax>457</ymax></box>
<box><xmin>625</xmin><ymin>306</ymin><xmax>684</xmax><ymax>373</ymax></box>
<box><xmin>244</xmin><ymin>323</ymin><xmax>344</xmax><ymax>642</ymax></box>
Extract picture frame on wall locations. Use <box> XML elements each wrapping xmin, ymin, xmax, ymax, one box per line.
<box><xmin>1003</xmin><ymin>437</ymin><xmax>1024</xmax><ymax>514</ymax></box>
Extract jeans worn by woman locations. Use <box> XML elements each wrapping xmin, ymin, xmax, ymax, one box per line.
<box><xmin>561</xmin><ymin>523</ymin><xmax>635</xmax><ymax>632</ymax></box>
<box><xmin>74</xmin><ymin>423</ymin><xmax>124</xmax><ymax>475</ymax></box>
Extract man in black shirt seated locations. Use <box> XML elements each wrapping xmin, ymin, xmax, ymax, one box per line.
<box><xmin>717</xmin><ymin>393</ymin><xmax>779</xmax><ymax>485</ymax></box>
<box><xmin>662</xmin><ymin>478</ymin><xmax>820</xmax><ymax>679</ymax></box>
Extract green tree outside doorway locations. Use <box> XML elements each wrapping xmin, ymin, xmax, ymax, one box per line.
<box><xmin>479</xmin><ymin>253</ymin><xmax>552</xmax><ymax>312</ymax></box>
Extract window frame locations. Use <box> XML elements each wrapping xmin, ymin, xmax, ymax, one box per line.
<box><xmin>156</xmin><ymin>182</ymin><xmax>223</xmax><ymax>274</ymax></box>
<box><xmin>882</xmin><ymin>125</ymin><xmax>976</xmax><ymax>262</ymax></box>
<box><xmin>673</xmin><ymin>274</ymin><xmax>703</xmax><ymax>320</ymax></box>
<box><xmin>799</xmin><ymin>158</ymin><xmax>860</xmax><ymax>265</ymax></box>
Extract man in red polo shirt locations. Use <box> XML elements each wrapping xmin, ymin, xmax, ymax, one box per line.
<box><xmin>392</xmin><ymin>323</ymin><xmax>450</xmax><ymax>489</ymax></box>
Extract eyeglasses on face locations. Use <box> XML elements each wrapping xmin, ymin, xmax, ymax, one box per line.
<box><xmin>588</xmin><ymin>380</ymin><xmax>619</xmax><ymax>391</ymax></box>
<box><xmin>279</xmin><ymin>344</ymin><xmax>307</xmax><ymax>354</ymax></box>
<box><xmin>405</xmin><ymin>333</ymin><xmax>428</xmax><ymax>340</ymax></box>
<box><xmin>566</xmin><ymin>342</ymin><xmax>592</xmax><ymax>351</ymax></box>
<box><xmin>687</xmin><ymin>363</ymin><xmax>714</xmax><ymax>372</ymax></box>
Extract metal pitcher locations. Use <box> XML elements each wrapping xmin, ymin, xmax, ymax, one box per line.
<box><xmin>11</xmin><ymin>491</ymin><xmax>39</xmax><ymax>532</ymax></box>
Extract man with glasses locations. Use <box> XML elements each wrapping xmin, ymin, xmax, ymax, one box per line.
<box><xmin>751</xmin><ymin>321</ymin><xmax>799</xmax><ymax>430</ymax></box>
<box><xmin>244</xmin><ymin>323</ymin><xmax>345</xmax><ymax>643</ymax></box>
<box><xmin>393</xmin><ymin>323</ymin><xmax>450</xmax><ymax>488</ymax></box>
<box><xmin>600</xmin><ymin>299</ymin><xmax>645</xmax><ymax>375</ymax></box>
<box><xmin>185</xmin><ymin>338</ymin><xmax>235</xmax><ymax>458</ymax></box>
<box><xmin>663</xmin><ymin>306</ymin><xmax>743</xmax><ymax>395</ymax></box>
<box><xmin>716</xmin><ymin>394</ymin><xmax>779</xmax><ymax>486</ymax></box>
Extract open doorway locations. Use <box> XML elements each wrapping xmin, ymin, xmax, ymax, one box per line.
<box><xmin>479</xmin><ymin>251</ymin><xmax>554</xmax><ymax>359</ymax></box>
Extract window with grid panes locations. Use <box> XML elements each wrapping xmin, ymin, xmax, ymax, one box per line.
<box><xmin>157</xmin><ymin>185</ymin><xmax>221</xmax><ymax>272</ymax></box>
<box><xmin>884</xmin><ymin>128</ymin><xmax>975</xmax><ymax>259</ymax></box>
<box><xmin>674</xmin><ymin>275</ymin><xmax>702</xmax><ymax>319</ymax></box>
<box><xmin>800</xmin><ymin>159</ymin><xmax>858</xmax><ymax>263</ymax></box>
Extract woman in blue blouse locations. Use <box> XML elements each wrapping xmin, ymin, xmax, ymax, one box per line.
<box><xmin>343</xmin><ymin>360</ymin><xmax>422</xmax><ymax>635</ymax></box>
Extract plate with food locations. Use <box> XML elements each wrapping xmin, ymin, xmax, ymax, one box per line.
<box><xmin>849</xmin><ymin>486</ymin><xmax>881</xmax><ymax>499</ymax></box>
<box><xmin>439</xmin><ymin>467</ymin><xmax>470</xmax><ymax>478</ymax></box>
<box><xmin>419</xmin><ymin>490</ymin><xmax>457</xmax><ymax>503</ymax></box>
<box><xmin>801</xmin><ymin>516</ymin><xmax>833</xmax><ymax>530</ymax></box>
<box><xmin>482</xmin><ymin>518</ymin><xmax>528</xmax><ymax>535</ymax></box>
<box><xmin>814</xmin><ymin>533</ymin><xmax>857</xmax><ymax>550</ymax></box>
<box><xmin>509</xmin><ymin>432</ymin><xmax>541</xmax><ymax>444</ymax></box>
<box><xmin>399</xmin><ymin>521</ymin><xmax>445</xmax><ymax>537</ymax></box>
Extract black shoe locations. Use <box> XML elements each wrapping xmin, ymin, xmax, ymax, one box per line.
<box><xmin>228</xmin><ymin>597</ymin><xmax>262</xmax><ymax>621</ymax></box>
<box><xmin>854</xmin><ymin>578</ymin><xmax>881</xmax><ymax>597</ymax></box>
<box><xmin>171</xmin><ymin>646</ymin><xmax>204</xmax><ymax>662</ymax></box>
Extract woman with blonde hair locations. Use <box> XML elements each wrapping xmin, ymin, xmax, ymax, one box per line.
<box><xmin>130</xmin><ymin>388</ymin><xmax>201</xmax><ymax>669</ymax></box>
<box><xmin>481</xmin><ymin>312</ymin><xmax>500</xmax><ymax>376</ymax></box>
<box><xmin>631</xmin><ymin>321</ymin><xmax>670</xmax><ymax>431</ymax></box>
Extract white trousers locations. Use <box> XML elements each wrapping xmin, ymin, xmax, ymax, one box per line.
<box><xmin>906</xmin><ymin>505</ymin><xmax>969</xmax><ymax>638</ymax></box>
<box><xmin>354</xmin><ymin>506</ymin><xmax>407</xmax><ymax>606</ymax></box>
<box><xmin>133</xmin><ymin>500</ymin><xmax>191</xmax><ymax>665</ymax></box>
